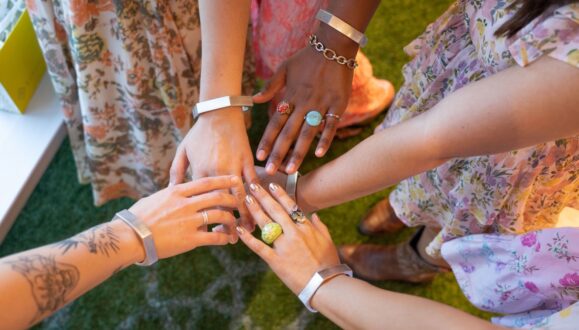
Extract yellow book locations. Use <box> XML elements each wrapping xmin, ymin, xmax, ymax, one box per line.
<box><xmin>0</xmin><ymin>10</ymin><xmax>46</xmax><ymax>113</ymax></box>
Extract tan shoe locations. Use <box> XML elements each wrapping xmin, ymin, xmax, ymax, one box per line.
<box><xmin>358</xmin><ymin>198</ymin><xmax>405</xmax><ymax>236</ymax></box>
<box><xmin>338</xmin><ymin>228</ymin><xmax>448</xmax><ymax>283</ymax></box>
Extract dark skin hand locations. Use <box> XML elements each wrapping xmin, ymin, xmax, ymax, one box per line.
<box><xmin>253</xmin><ymin>0</ymin><xmax>381</xmax><ymax>175</ymax></box>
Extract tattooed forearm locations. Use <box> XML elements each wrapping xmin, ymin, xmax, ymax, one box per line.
<box><xmin>7</xmin><ymin>255</ymin><xmax>79</xmax><ymax>324</ymax></box>
<box><xmin>56</xmin><ymin>224</ymin><xmax>120</xmax><ymax>257</ymax></box>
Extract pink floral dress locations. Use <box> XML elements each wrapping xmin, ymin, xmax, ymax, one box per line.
<box><xmin>380</xmin><ymin>1</ymin><xmax>578</xmax><ymax>256</ymax></box>
<box><xmin>442</xmin><ymin>227</ymin><xmax>579</xmax><ymax>328</ymax></box>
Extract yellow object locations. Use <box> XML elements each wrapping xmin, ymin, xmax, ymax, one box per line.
<box><xmin>0</xmin><ymin>10</ymin><xmax>46</xmax><ymax>113</ymax></box>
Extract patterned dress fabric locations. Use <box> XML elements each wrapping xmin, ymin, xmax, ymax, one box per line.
<box><xmin>380</xmin><ymin>0</ymin><xmax>579</xmax><ymax>256</ymax></box>
<box><xmin>251</xmin><ymin>0</ymin><xmax>395</xmax><ymax>128</ymax></box>
<box><xmin>442</xmin><ymin>227</ymin><xmax>579</xmax><ymax>328</ymax></box>
<box><xmin>26</xmin><ymin>0</ymin><xmax>254</xmax><ymax>205</ymax></box>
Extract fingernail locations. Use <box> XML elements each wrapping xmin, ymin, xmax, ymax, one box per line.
<box><xmin>249</xmin><ymin>183</ymin><xmax>259</xmax><ymax>192</ymax></box>
<box><xmin>245</xmin><ymin>195</ymin><xmax>254</xmax><ymax>204</ymax></box>
<box><xmin>168</xmin><ymin>179</ymin><xmax>175</xmax><ymax>187</ymax></box>
<box><xmin>231</xmin><ymin>176</ymin><xmax>241</xmax><ymax>184</ymax></box>
<box><xmin>286</xmin><ymin>162</ymin><xmax>296</xmax><ymax>173</ymax></box>
<box><xmin>315</xmin><ymin>148</ymin><xmax>324</xmax><ymax>157</ymax></box>
<box><xmin>257</xmin><ymin>150</ymin><xmax>266</xmax><ymax>160</ymax></box>
<box><xmin>266</xmin><ymin>163</ymin><xmax>275</xmax><ymax>173</ymax></box>
<box><xmin>236</xmin><ymin>226</ymin><xmax>245</xmax><ymax>235</ymax></box>
<box><xmin>269</xmin><ymin>183</ymin><xmax>279</xmax><ymax>191</ymax></box>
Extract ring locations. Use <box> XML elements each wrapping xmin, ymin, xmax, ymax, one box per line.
<box><xmin>261</xmin><ymin>222</ymin><xmax>283</xmax><ymax>244</ymax></box>
<box><xmin>276</xmin><ymin>100</ymin><xmax>292</xmax><ymax>115</ymax></box>
<box><xmin>325</xmin><ymin>113</ymin><xmax>341</xmax><ymax>121</ymax></box>
<box><xmin>304</xmin><ymin>110</ymin><xmax>323</xmax><ymax>127</ymax></box>
<box><xmin>202</xmin><ymin>211</ymin><xmax>209</xmax><ymax>227</ymax></box>
<box><xmin>289</xmin><ymin>205</ymin><xmax>306</xmax><ymax>224</ymax></box>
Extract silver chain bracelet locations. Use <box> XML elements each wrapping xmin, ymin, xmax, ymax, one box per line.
<box><xmin>308</xmin><ymin>34</ymin><xmax>358</xmax><ymax>70</ymax></box>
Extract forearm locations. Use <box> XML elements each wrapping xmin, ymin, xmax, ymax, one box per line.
<box><xmin>298</xmin><ymin>56</ymin><xmax>579</xmax><ymax>212</ymax></box>
<box><xmin>0</xmin><ymin>220</ymin><xmax>142</xmax><ymax>328</ymax></box>
<box><xmin>198</xmin><ymin>0</ymin><xmax>250</xmax><ymax>101</ymax></box>
<box><xmin>311</xmin><ymin>276</ymin><xmax>497</xmax><ymax>330</ymax></box>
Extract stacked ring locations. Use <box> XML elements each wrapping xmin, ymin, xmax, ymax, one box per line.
<box><xmin>325</xmin><ymin>113</ymin><xmax>341</xmax><ymax>121</ymax></box>
<box><xmin>276</xmin><ymin>101</ymin><xmax>292</xmax><ymax>115</ymax></box>
<box><xmin>290</xmin><ymin>206</ymin><xmax>306</xmax><ymax>224</ymax></box>
<box><xmin>305</xmin><ymin>110</ymin><xmax>323</xmax><ymax>127</ymax></box>
<box><xmin>261</xmin><ymin>222</ymin><xmax>283</xmax><ymax>244</ymax></box>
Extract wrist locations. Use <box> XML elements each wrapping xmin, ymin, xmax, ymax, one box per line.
<box><xmin>310</xmin><ymin>273</ymin><xmax>350</xmax><ymax>312</ymax></box>
<box><xmin>195</xmin><ymin>106</ymin><xmax>246</xmax><ymax>125</ymax></box>
<box><xmin>108</xmin><ymin>219</ymin><xmax>145</xmax><ymax>266</ymax></box>
<box><xmin>314</xmin><ymin>24</ymin><xmax>359</xmax><ymax>58</ymax></box>
<box><xmin>296</xmin><ymin>174</ymin><xmax>317</xmax><ymax>213</ymax></box>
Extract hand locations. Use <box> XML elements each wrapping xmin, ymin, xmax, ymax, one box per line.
<box><xmin>253</xmin><ymin>44</ymin><xmax>354</xmax><ymax>175</ymax></box>
<box><xmin>169</xmin><ymin>108</ymin><xmax>257</xmax><ymax>230</ymax></box>
<box><xmin>236</xmin><ymin>182</ymin><xmax>340</xmax><ymax>294</ymax></box>
<box><xmin>127</xmin><ymin>176</ymin><xmax>242</xmax><ymax>260</ymax></box>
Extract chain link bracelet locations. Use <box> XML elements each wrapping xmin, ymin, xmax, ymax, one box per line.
<box><xmin>308</xmin><ymin>34</ymin><xmax>358</xmax><ymax>70</ymax></box>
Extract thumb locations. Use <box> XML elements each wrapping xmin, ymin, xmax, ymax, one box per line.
<box><xmin>253</xmin><ymin>63</ymin><xmax>287</xmax><ymax>104</ymax></box>
<box><xmin>169</xmin><ymin>146</ymin><xmax>189</xmax><ymax>186</ymax></box>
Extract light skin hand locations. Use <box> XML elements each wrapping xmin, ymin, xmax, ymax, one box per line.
<box><xmin>237</xmin><ymin>183</ymin><xmax>340</xmax><ymax>294</ymax></box>
<box><xmin>169</xmin><ymin>108</ymin><xmax>257</xmax><ymax>232</ymax></box>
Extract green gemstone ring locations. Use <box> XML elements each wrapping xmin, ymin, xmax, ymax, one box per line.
<box><xmin>261</xmin><ymin>222</ymin><xmax>283</xmax><ymax>244</ymax></box>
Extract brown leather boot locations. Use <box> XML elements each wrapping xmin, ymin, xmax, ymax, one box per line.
<box><xmin>358</xmin><ymin>198</ymin><xmax>405</xmax><ymax>236</ymax></box>
<box><xmin>338</xmin><ymin>228</ymin><xmax>448</xmax><ymax>283</ymax></box>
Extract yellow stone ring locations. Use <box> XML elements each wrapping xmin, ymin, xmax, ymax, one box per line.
<box><xmin>261</xmin><ymin>222</ymin><xmax>283</xmax><ymax>244</ymax></box>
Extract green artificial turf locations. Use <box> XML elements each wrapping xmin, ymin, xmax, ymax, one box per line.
<box><xmin>0</xmin><ymin>1</ymin><xmax>495</xmax><ymax>328</ymax></box>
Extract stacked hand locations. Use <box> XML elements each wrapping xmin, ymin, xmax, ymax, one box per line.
<box><xmin>236</xmin><ymin>182</ymin><xmax>340</xmax><ymax>295</ymax></box>
<box><xmin>254</xmin><ymin>46</ymin><xmax>354</xmax><ymax>175</ymax></box>
<box><xmin>128</xmin><ymin>176</ymin><xmax>243</xmax><ymax>259</ymax></box>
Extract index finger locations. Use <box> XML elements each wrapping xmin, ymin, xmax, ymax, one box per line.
<box><xmin>174</xmin><ymin>175</ymin><xmax>239</xmax><ymax>197</ymax></box>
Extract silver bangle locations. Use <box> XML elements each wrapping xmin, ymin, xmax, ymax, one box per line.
<box><xmin>286</xmin><ymin>171</ymin><xmax>300</xmax><ymax>201</ymax></box>
<box><xmin>298</xmin><ymin>264</ymin><xmax>353</xmax><ymax>312</ymax></box>
<box><xmin>192</xmin><ymin>96</ymin><xmax>253</xmax><ymax>119</ymax></box>
<box><xmin>316</xmin><ymin>9</ymin><xmax>368</xmax><ymax>47</ymax></box>
<box><xmin>115</xmin><ymin>209</ymin><xmax>158</xmax><ymax>266</ymax></box>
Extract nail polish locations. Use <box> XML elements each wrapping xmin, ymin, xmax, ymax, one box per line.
<box><xmin>316</xmin><ymin>148</ymin><xmax>324</xmax><ymax>157</ymax></box>
<box><xmin>245</xmin><ymin>195</ymin><xmax>254</xmax><ymax>204</ymax></box>
<box><xmin>236</xmin><ymin>226</ymin><xmax>245</xmax><ymax>235</ymax></box>
<box><xmin>266</xmin><ymin>163</ymin><xmax>275</xmax><ymax>173</ymax></box>
<box><xmin>286</xmin><ymin>163</ymin><xmax>296</xmax><ymax>173</ymax></box>
<box><xmin>269</xmin><ymin>183</ymin><xmax>279</xmax><ymax>191</ymax></box>
<box><xmin>249</xmin><ymin>183</ymin><xmax>259</xmax><ymax>192</ymax></box>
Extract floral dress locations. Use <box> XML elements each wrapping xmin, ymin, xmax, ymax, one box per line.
<box><xmin>26</xmin><ymin>0</ymin><xmax>254</xmax><ymax>205</ymax></box>
<box><xmin>442</xmin><ymin>227</ymin><xmax>579</xmax><ymax>328</ymax></box>
<box><xmin>379</xmin><ymin>1</ymin><xmax>578</xmax><ymax>256</ymax></box>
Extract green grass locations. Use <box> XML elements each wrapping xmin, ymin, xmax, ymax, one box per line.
<box><xmin>0</xmin><ymin>1</ymin><xmax>494</xmax><ymax>328</ymax></box>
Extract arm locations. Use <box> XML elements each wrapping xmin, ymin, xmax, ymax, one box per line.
<box><xmin>0</xmin><ymin>176</ymin><xmax>241</xmax><ymax>329</ymax></box>
<box><xmin>254</xmin><ymin>1</ymin><xmax>381</xmax><ymax>175</ymax></box>
<box><xmin>237</xmin><ymin>184</ymin><xmax>498</xmax><ymax>329</ymax></box>
<box><xmin>170</xmin><ymin>0</ymin><xmax>255</xmax><ymax>229</ymax></box>
<box><xmin>312</xmin><ymin>276</ymin><xmax>496</xmax><ymax>330</ymax></box>
<box><xmin>297</xmin><ymin>56</ymin><xmax>579</xmax><ymax>211</ymax></box>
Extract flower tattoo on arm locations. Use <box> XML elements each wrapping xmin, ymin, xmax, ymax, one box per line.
<box><xmin>7</xmin><ymin>255</ymin><xmax>80</xmax><ymax>324</ymax></box>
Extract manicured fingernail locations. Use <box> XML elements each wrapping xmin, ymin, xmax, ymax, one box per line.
<box><xmin>316</xmin><ymin>148</ymin><xmax>324</xmax><ymax>157</ymax></box>
<box><xmin>249</xmin><ymin>183</ymin><xmax>259</xmax><ymax>192</ymax></box>
<box><xmin>266</xmin><ymin>163</ymin><xmax>275</xmax><ymax>173</ymax></box>
<box><xmin>269</xmin><ymin>183</ymin><xmax>279</xmax><ymax>191</ymax></box>
<box><xmin>286</xmin><ymin>162</ymin><xmax>296</xmax><ymax>173</ymax></box>
<box><xmin>245</xmin><ymin>195</ymin><xmax>254</xmax><ymax>204</ymax></box>
<box><xmin>257</xmin><ymin>150</ymin><xmax>266</xmax><ymax>160</ymax></box>
<box><xmin>236</xmin><ymin>226</ymin><xmax>245</xmax><ymax>235</ymax></box>
<box><xmin>168</xmin><ymin>179</ymin><xmax>175</xmax><ymax>187</ymax></box>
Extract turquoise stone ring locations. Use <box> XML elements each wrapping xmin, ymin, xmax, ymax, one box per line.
<box><xmin>305</xmin><ymin>110</ymin><xmax>323</xmax><ymax>127</ymax></box>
